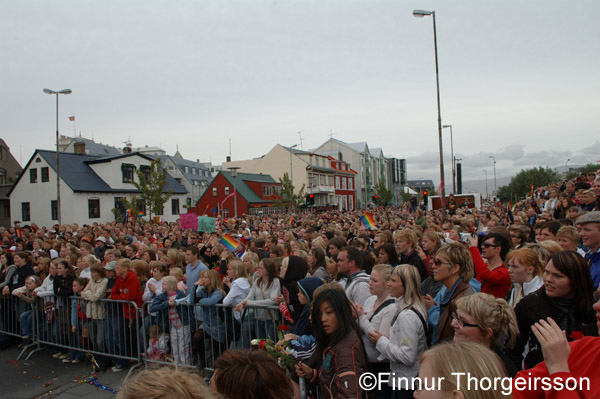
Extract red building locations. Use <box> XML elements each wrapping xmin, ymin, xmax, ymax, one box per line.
<box><xmin>193</xmin><ymin>171</ymin><xmax>282</xmax><ymax>217</ymax></box>
<box><xmin>328</xmin><ymin>156</ymin><xmax>357</xmax><ymax>211</ymax></box>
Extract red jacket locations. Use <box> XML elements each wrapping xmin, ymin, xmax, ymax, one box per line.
<box><xmin>110</xmin><ymin>270</ymin><xmax>143</xmax><ymax>319</ymax></box>
<box><xmin>513</xmin><ymin>336</ymin><xmax>600</xmax><ymax>399</ymax></box>
<box><xmin>469</xmin><ymin>246</ymin><xmax>511</xmax><ymax>299</ymax></box>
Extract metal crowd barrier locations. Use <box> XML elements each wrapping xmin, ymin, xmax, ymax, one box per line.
<box><xmin>1</xmin><ymin>292</ymin><xmax>306</xmax><ymax>398</ymax></box>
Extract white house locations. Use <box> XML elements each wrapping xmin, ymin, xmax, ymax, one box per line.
<box><xmin>8</xmin><ymin>150</ymin><xmax>188</xmax><ymax>228</ymax></box>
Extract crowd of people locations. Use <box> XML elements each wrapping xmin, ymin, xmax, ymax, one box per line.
<box><xmin>1</xmin><ymin>169</ymin><xmax>600</xmax><ymax>398</ymax></box>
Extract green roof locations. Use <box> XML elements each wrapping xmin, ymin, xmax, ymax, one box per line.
<box><xmin>220</xmin><ymin>171</ymin><xmax>278</xmax><ymax>203</ymax></box>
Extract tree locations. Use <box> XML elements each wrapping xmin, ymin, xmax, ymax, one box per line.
<box><xmin>111</xmin><ymin>195</ymin><xmax>141</xmax><ymax>222</ymax></box>
<box><xmin>567</xmin><ymin>163</ymin><xmax>600</xmax><ymax>179</ymax></box>
<box><xmin>133</xmin><ymin>159</ymin><xmax>173</xmax><ymax>219</ymax></box>
<box><xmin>497</xmin><ymin>166</ymin><xmax>559</xmax><ymax>200</ymax></box>
<box><xmin>274</xmin><ymin>172</ymin><xmax>306</xmax><ymax>211</ymax></box>
<box><xmin>373</xmin><ymin>178</ymin><xmax>393</xmax><ymax>206</ymax></box>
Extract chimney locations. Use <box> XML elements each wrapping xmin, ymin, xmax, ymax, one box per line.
<box><xmin>123</xmin><ymin>145</ymin><xmax>132</xmax><ymax>154</ymax></box>
<box><xmin>74</xmin><ymin>142</ymin><xmax>86</xmax><ymax>154</ymax></box>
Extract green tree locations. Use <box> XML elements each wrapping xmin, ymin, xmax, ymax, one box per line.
<box><xmin>497</xmin><ymin>166</ymin><xmax>559</xmax><ymax>200</ymax></box>
<box><xmin>111</xmin><ymin>195</ymin><xmax>141</xmax><ymax>222</ymax></box>
<box><xmin>274</xmin><ymin>172</ymin><xmax>306</xmax><ymax>211</ymax></box>
<box><xmin>133</xmin><ymin>159</ymin><xmax>173</xmax><ymax>219</ymax></box>
<box><xmin>374</xmin><ymin>178</ymin><xmax>393</xmax><ymax>205</ymax></box>
<box><xmin>567</xmin><ymin>163</ymin><xmax>600</xmax><ymax>179</ymax></box>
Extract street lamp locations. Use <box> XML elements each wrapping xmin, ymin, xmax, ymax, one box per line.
<box><xmin>565</xmin><ymin>158</ymin><xmax>571</xmax><ymax>175</ymax></box>
<box><xmin>227</xmin><ymin>166</ymin><xmax>240</xmax><ymax>218</ymax></box>
<box><xmin>483</xmin><ymin>169</ymin><xmax>488</xmax><ymax>199</ymax></box>
<box><xmin>43</xmin><ymin>88</ymin><xmax>72</xmax><ymax>226</ymax></box>
<box><xmin>489</xmin><ymin>155</ymin><xmax>497</xmax><ymax>196</ymax></box>
<box><xmin>442</xmin><ymin>124</ymin><xmax>455</xmax><ymax>193</ymax></box>
<box><xmin>413</xmin><ymin>9</ymin><xmax>446</xmax><ymax>211</ymax></box>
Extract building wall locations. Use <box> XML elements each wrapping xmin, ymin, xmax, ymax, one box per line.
<box><xmin>195</xmin><ymin>174</ymin><xmax>248</xmax><ymax>218</ymax></box>
<box><xmin>87</xmin><ymin>154</ymin><xmax>151</xmax><ymax>190</ymax></box>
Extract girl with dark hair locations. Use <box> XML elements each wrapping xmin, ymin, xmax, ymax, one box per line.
<box><xmin>307</xmin><ymin>247</ymin><xmax>329</xmax><ymax>282</ymax></box>
<box><xmin>295</xmin><ymin>288</ymin><xmax>367</xmax><ymax>399</ymax></box>
<box><xmin>235</xmin><ymin>258</ymin><xmax>280</xmax><ymax>346</ymax></box>
<box><xmin>276</xmin><ymin>256</ymin><xmax>308</xmax><ymax>324</ymax></box>
<box><xmin>377</xmin><ymin>244</ymin><xmax>400</xmax><ymax>267</ymax></box>
<box><xmin>506</xmin><ymin>251</ymin><xmax>597</xmax><ymax>369</ymax></box>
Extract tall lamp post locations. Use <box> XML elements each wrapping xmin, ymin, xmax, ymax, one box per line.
<box><xmin>483</xmin><ymin>169</ymin><xmax>488</xmax><ymax>199</ymax></box>
<box><xmin>227</xmin><ymin>166</ymin><xmax>240</xmax><ymax>218</ymax></box>
<box><xmin>43</xmin><ymin>88</ymin><xmax>72</xmax><ymax>226</ymax></box>
<box><xmin>489</xmin><ymin>155</ymin><xmax>497</xmax><ymax>196</ymax></box>
<box><xmin>413</xmin><ymin>9</ymin><xmax>445</xmax><ymax>211</ymax></box>
<box><xmin>289</xmin><ymin>144</ymin><xmax>298</xmax><ymax>189</ymax></box>
<box><xmin>442</xmin><ymin>124</ymin><xmax>455</xmax><ymax>193</ymax></box>
<box><xmin>565</xmin><ymin>158</ymin><xmax>570</xmax><ymax>175</ymax></box>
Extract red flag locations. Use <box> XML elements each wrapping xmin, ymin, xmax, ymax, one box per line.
<box><xmin>69</xmin><ymin>116</ymin><xmax>75</xmax><ymax>121</ymax></box>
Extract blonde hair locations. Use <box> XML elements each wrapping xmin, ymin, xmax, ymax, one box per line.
<box><xmin>170</xmin><ymin>267</ymin><xmax>184</xmax><ymax>281</ymax></box>
<box><xmin>455</xmin><ymin>293</ymin><xmax>520</xmax><ymax>348</ymax></box>
<box><xmin>394</xmin><ymin>229</ymin><xmax>419</xmax><ymax>249</ymax></box>
<box><xmin>419</xmin><ymin>341</ymin><xmax>508</xmax><ymax>399</ymax></box>
<box><xmin>117</xmin><ymin>366</ymin><xmax>216</xmax><ymax>399</ymax></box>
<box><xmin>539</xmin><ymin>240</ymin><xmax>562</xmax><ymax>256</ymax></box>
<box><xmin>311</xmin><ymin>236</ymin><xmax>327</xmax><ymax>251</ymax></box>
<box><xmin>391</xmin><ymin>264</ymin><xmax>425</xmax><ymax>312</ymax></box>
<box><xmin>506</xmin><ymin>247</ymin><xmax>544</xmax><ymax>277</ymax></box>
<box><xmin>556</xmin><ymin>225</ymin><xmax>579</xmax><ymax>245</ymax></box>
<box><xmin>228</xmin><ymin>259</ymin><xmax>249</xmax><ymax>281</ymax></box>
<box><xmin>435</xmin><ymin>243</ymin><xmax>474</xmax><ymax>282</ymax></box>
<box><xmin>199</xmin><ymin>269</ymin><xmax>224</xmax><ymax>293</ymax></box>
<box><xmin>162</xmin><ymin>276</ymin><xmax>178</xmax><ymax>290</ymax></box>
<box><xmin>242</xmin><ymin>251</ymin><xmax>259</xmax><ymax>271</ymax></box>
<box><xmin>116</xmin><ymin>258</ymin><xmax>132</xmax><ymax>270</ymax></box>
<box><xmin>166</xmin><ymin>248</ymin><xmax>184</xmax><ymax>268</ymax></box>
<box><xmin>371</xmin><ymin>264</ymin><xmax>393</xmax><ymax>282</ymax></box>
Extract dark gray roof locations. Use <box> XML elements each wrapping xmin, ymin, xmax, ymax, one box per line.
<box><xmin>66</xmin><ymin>138</ymin><xmax>122</xmax><ymax>156</ymax></box>
<box><xmin>7</xmin><ymin>150</ymin><xmax>187</xmax><ymax>196</ymax></box>
<box><xmin>155</xmin><ymin>155</ymin><xmax>212</xmax><ymax>185</ymax></box>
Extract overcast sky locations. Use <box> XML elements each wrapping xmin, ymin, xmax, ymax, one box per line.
<box><xmin>2</xmin><ymin>1</ymin><xmax>599</xmax><ymax>190</ymax></box>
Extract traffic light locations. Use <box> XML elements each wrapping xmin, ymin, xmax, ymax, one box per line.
<box><xmin>372</xmin><ymin>195</ymin><xmax>378</xmax><ymax>204</ymax></box>
<box><xmin>306</xmin><ymin>194</ymin><xmax>315</xmax><ymax>206</ymax></box>
<box><xmin>423</xmin><ymin>190</ymin><xmax>428</xmax><ymax>203</ymax></box>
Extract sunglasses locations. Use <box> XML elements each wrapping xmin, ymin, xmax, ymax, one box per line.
<box><xmin>452</xmin><ymin>312</ymin><xmax>480</xmax><ymax>328</ymax></box>
<box><xmin>432</xmin><ymin>259</ymin><xmax>449</xmax><ymax>266</ymax></box>
<box><xmin>481</xmin><ymin>242</ymin><xmax>498</xmax><ymax>248</ymax></box>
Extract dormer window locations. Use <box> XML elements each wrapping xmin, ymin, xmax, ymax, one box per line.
<box><xmin>122</xmin><ymin>164</ymin><xmax>135</xmax><ymax>183</ymax></box>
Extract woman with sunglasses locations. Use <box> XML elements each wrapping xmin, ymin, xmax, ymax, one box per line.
<box><xmin>426</xmin><ymin>243</ymin><xmax>475</xmax><ymax>344</ymax></box>
<box><xmin>452</xmin><ymin>292</ymin><xmax>520</xmax><ymax>377</ymax></box>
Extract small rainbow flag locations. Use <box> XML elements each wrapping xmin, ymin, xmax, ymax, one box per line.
<box><xmin>289</xmin><ymin>215</ymin><xmax>294</xmax><ymax>227</ymax></box>
<box><xmin>137</xmin><ymin>210</ymin><xmax>144</xmax><ymax>217</ymax></box>
<box><xmin>220</xmin><ymin>233</ymin><xmax>240</xmax><ymax>252</ymax></box>
<box><xmin>361</xmin><ymin>212</ymin><xmax>376</xmax><ymax>229</ymax></box>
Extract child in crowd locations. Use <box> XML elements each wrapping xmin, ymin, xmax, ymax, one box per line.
<box><xmin>14</xmin><ymin>275</ymin><xmax>42</xmax><ymax>346</ymax></box>
<box><xmin>145</xmin><ymin>324</ymin><xmax>169</xmax><ymax>362</ymax></box>
<box><xmin>170</xmin><ymin>267</ymin><xmax>187</xmax><ymax>294</ymax></box>
<box><xmin>149</xmin><ymin>276</ymin><xmax>191</xmax><ymax>365</ymax></box>
<box><xmin>65</xmin><ymin>277</ymin><xmax>88</xmax><ymax>363</ymax></box>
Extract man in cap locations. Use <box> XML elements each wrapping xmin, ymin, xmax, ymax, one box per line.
<box><xmin>576</xmin><ymin>211</ymin><xmax>600</xmax><ymax>290</ymax></box>
<box><xmin>94</xmin><ymin>236</ymin><xmax>107</xmax><ymax>261</ymax></box>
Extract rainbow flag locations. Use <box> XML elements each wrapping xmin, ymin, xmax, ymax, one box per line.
<box><xmin>289</xmin><ymin>215</ymin><xmax>294</xmax><ymax>227</ymax></box>
<box><xmin>137</xmin><ymin>210</ymin><xmax>144</xmax><ymax>217</ymax></box>
<box><xmin>360</xmin><ymin>212</ymin><xmax>376</xmax><ymax>229</ymax></box>
<box><xmin>220</xmin><ymin>233</ymin><xmax>240</xmax><ymax>252</ymax></box>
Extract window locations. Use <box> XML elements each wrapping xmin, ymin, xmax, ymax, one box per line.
<box><xmin>41</xmin><ymin>167</ymin><xmax>49</xmax><ymax>182</ymax></box>
<box><xmin>341</xmin><ymin>177</ymin><xmax>346</xmax><ymax>190</ymax></box>
<box><xmin>320</xmin><ymin>175</ymin><xmax>325</xmax><ymax>185</ymax></box>
<box><xmin>136</xmin><ymin>199</ymin><xmax>146</xmax><ymax>216</ymax></box>
<box><xmin>185</xmin><ymin>166</ymin><xmax>189</xmax><ymax>173</ymax></box>
<box><xmin>225</xmin><ymin>186</ymin><xmax>230</xmax><ymax>195</ymax></box>
<box><xmin>335</xmin><ymin>176</ymin><xmax>340</xmax><ymax>189</ymax></box>
<box><xmin>2</xmin><ymin>202</ymin><xmax>9</xmax><ymax>218</ymax></box>
<box><xmin>171</xmin><ymin>198</ymin><xmax>180</xmax><ymax>215</ymax></box>
<box><xmin>349</xmin><ymin>195</ymin><xmax>354</xmax><ymax>211</ymax></box>
<box><xmin>51</xmin><ymin>200</ymin><xmax>58</xmax><ymax>220</ymax></box>
<box><xmin>212</xmin><ymin>187</ymin><xmax>217</xmax><ymax>196</ymax></box>
<box><xmin>22</xmin><ymin>202</ymin><xmax>30</xmax><ymax>221</ymax></box>
<box><xmin>0</xmin><ymin>168</ymin><xmax>6</xmax><ymax>185</ymax></box>
<box><xmin>140</xmin><ymin>165</ymin><xmax>151</xmax><ymax>181</ymax></box>
<box><xmin>122</xmin><ymin>164</ymin><xmax>135</xmax><ymax>183</ymax></box>
<box><xmin>0</xmin><ymin>147</ymin><xmax>3</xmax><ymax>160</ymax></box>
<box><xmin>349</xmin><ymin>178</ymin><xmax>353</xmax><ymax>190</ymax></box>
<box><xmin>88</xmin><ymin>199</ymin><xmax>100</xmax><ymax>219</ymax></box>
<box><xmin>30</xmin><ymin>168</ymin><xmax>37</xmax><ymax>183</ymax></box>
<box><xmin>328</xmin><ymin>175</ymin><xmax>333</xmax><ymax>186</ymax></box>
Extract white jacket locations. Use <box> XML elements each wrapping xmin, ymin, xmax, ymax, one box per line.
<box><xmin>375</xmin><ymin>298</ymin><xmax>427</xmax><ymax>389</ymax></box>
<box><xmin>358</xmin><ymin>294</ymin><xmax>396</xmax><ymax>362</ymax></box>
<box><xmin>223</xmin><ymin>277</ymin><xmax>251</xmax><ymax>320</ymax></box>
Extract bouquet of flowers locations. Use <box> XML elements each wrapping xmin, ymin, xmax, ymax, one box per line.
<box><xmin>251</xmin><ymin>325</ymin><xmax>295</xmax><ymax>368</ymax></box>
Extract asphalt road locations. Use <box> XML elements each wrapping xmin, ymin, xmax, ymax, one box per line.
<box><xmin>0</xmin><ymin>343</ymin><xmax>129</xmax><ymax>399</ymax></box>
